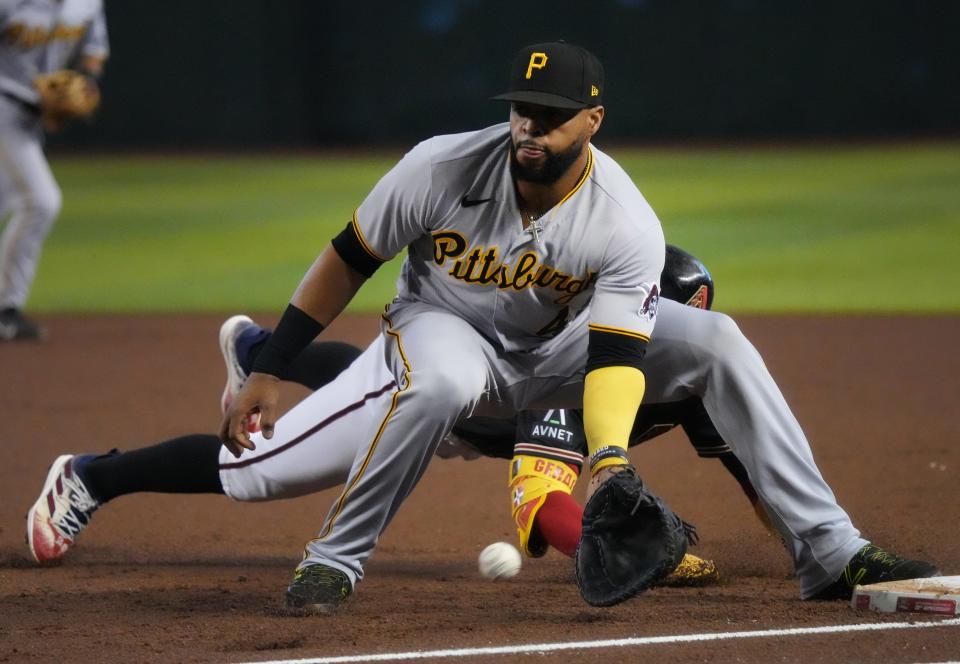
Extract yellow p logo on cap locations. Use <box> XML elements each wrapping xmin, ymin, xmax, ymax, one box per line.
<box><xmin>525</xmin><ymin>52</ymin><xmax>548</xmax><ymax>79</ymax></box>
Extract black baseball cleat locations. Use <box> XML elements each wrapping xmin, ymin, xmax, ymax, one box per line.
<box><xmin>810</xmin><ymin>544</ymin><xmax>940</xmax><ymax>600</ymax></box>
<box><xmin>284</xmin><ymin>564</ymin><xmax>352</xmax><ymax>614</ymax></box>
<box><xmin>0</xmin><ymin>308</ymin><xmax>44</xmax><ymax>341</ymax></box>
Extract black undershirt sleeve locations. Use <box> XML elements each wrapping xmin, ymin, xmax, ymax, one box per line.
<box><xmin>585</xmin><ymin>328</ymin><xmax>648</xmax><ymax>373</ymax></box>
<box><xmin>331</xmin><ymin>222</ymin><xmax>385</xmax><ymax>278</ymax></box>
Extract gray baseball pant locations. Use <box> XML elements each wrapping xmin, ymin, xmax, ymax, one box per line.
<box><xmin>0</xmin><ymin>95</ymin><xmax>62</xmax><ymax>310</ymax></box>
<box><xmin>219</xmin><ymin>299</ymin><xmax>866</xmax><ymax>598</ymax></box>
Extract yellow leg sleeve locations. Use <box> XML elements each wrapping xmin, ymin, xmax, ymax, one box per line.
<box><xmin>508</xmin><ymin>455</ymin><xmax>578</xmax><ymax>557</ymax></box>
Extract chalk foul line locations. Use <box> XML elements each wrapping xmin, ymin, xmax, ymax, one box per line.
<box><xmin>239</xmin><ymin>617</ymin><xmax>960</xmax><ymax>664</ymax></box>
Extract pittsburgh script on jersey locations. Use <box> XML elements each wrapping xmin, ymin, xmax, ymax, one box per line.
<box><xmin>3</xmin><ymin>24</ymin><xmax>87</xmax><ymax>48</ymax></box>
<box><xmin>432</xmin><ymin>231</ymin><xmax>596</xmax><ymax>305</ymax></box>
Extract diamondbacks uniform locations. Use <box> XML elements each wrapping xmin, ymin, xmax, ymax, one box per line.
<box><xmin>453</xmin><ymin>400</ymin><xmax>731</xmax><ymax>465</ymax></box>
<box><xmin>0</xmin><ymin>0</ymin><xmax>107</xmax><ymax>324</ymax></box>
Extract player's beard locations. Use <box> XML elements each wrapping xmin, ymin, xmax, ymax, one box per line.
<box><xmin>510</xmin><ymin>135</ymin><xmax>586</xmax><ymax>185</ymax></box>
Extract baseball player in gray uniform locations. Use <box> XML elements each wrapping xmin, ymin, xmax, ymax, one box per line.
<box><xmin>224</xmin><ymin>41</ymin><xmax>675</xmax><ymax>611</ymax></box>
<box><xmin>0</xmin><ymin>0</ymin><xmax>108</xmax><ymax>340</ymax></box>
<box><xmin>29</xmin><ymin>41</ymin><xmax>937</xmax><ymax>613</ymax></box>
<box><xmin>219</xmin><ymin>41</ymin><xmax>935</xmax><ymax>610</ymax></box>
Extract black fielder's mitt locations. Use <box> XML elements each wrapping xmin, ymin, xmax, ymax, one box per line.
<box><xmin>575</xmin><ymin>466</ymin><xmax>691</xmax><ymax>606</ymax></box>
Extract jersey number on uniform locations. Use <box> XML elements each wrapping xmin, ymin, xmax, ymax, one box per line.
<box><xmin>536</xmin><ymin>306</ymin><xmax>570</xmax><ymax>338</ymax></box>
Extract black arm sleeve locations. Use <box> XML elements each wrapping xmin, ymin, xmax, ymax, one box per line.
<box><xmin>585</xmin><ymin>329</ymin><xmax>648</xmax><ymax>373</ymax></box>
<box><xmin>250</xmin><ymin>304</ymin><xmax>324</xmax><ymax>377</ymax></box>
<box><xmin>331</xmin><ymin>222</ymin><xmax>386</xmax><ymax>278</ymax></box>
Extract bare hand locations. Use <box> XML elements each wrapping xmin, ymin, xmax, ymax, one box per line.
<box><xmin>585</xmin><ymin>463</ymin><xmax>630</xmax><ymax>503</ymax></box>
<box><xmin>219</xmin><ymin>372</ymin><xmax>281</xmax><ymax>458</ymax></box>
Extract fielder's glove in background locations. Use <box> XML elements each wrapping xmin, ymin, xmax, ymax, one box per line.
<box><xmin>575</xmin><ymin>466</ymin><xmax>691</xmax><ymax>606</ymax></box>
<box><xmin>33</xmin><ymin>70</ymin><xmax>101</xmax><ymax>131</ymax></box>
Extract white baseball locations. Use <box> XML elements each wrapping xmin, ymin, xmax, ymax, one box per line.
<box><xmin>478</xmin><ymin>542</ymin><xmax>522</xmax><ymax>580</ymax></box>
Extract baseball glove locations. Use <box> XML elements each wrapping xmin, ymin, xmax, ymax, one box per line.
<box><xmin>575</xmin><ymin>466</ymin><xmax>692</xmax><ymax>606</ymax></box>
<box><xmin>33</xmin><ymin>70</ymin><xmax>100</xmax><ymax>131</ymax></box>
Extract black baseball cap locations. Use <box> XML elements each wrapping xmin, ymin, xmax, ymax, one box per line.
<box><xmin>492</xmin><ymin>41</ymin><xmax>604</xmax><ymax>110</ymax></box>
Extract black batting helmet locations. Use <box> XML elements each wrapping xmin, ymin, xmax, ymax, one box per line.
<box><xmin>660</xmin><ymin>245</ymin><xmax>714</xmax><ymax>310</ymax></box>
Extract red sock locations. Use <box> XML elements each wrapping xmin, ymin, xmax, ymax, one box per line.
<box><xmin>534</xmin><ymin>491</ymin><xmax>583</xmax><ymax>557</ymax></box>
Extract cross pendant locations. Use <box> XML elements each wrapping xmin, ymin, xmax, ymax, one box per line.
<box><xmin>528</xmin><ymin>218</ymin><xmax>544</xmax><ymax>242</ymax></box>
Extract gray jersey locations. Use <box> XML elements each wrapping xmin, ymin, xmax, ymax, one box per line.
<box><xmin>0</xmin><ymin>0</ymin><xmax>108</xmax><ymax>104</ymax></box>
<box><xmin>353</xmin><ymin>123</ymin><xmax>665</xmax><ymax>353</ymax></box>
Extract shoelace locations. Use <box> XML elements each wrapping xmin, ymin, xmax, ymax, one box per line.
<box><xmin>681</xmin><ymin>520</ymin><xmax>700</xmax><ymax>546</ymax></box>
<box><xmin>861</xmin><ymin>546</ymin><xmax>900</xmax><ymax>567</ymax></box>
<box><xmin>65</xmin><ymin>475</ymin><xmax>99</xmax><ymax>514</ymax></box>
<box><xmin>296</xmin><ymin>566</ymin><xmax>346</xmax><ymax>586</ymax></box>
<box><xmin>51</xmin><ymin>473</ymin><xmax>99</xmax><ymax>539</ymax></box>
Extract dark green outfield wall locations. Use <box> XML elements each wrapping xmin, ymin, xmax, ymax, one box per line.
<box><xmin>58</xmin><ymin>0</ymin><xmax>959</xmax><ymax>147</ymax></box>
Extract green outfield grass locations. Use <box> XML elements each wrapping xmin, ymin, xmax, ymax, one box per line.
<box><xmin>27</xmin><ymin>142</ymin><xmax>960</xmax><ymax>313</ymax></box>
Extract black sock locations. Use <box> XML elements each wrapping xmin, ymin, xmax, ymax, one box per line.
<box><xmin>80</xmin><ymin>434</ymin><xmax>225</xmax><ymax>503</ymax></box>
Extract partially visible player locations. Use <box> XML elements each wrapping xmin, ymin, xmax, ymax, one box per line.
<box><xmin>26</xmin><ymin>302</ymin><xmax>938</xmax><ymax>604</ymax></box>
<box><xmin>222</xmin><ymin>246</ymin><xmax>765</xmax><ymax>581</ymax></box>
<box><xmin>0</xmin><ymin>0</ymin><xmax>108</xmax><ymax>341</ymax></box>
<box><xmin>26</xmin><ymin>245</ymin><xmax>731</xmax><ymax>587</ymax></box>
<box><xmin>219</xmin><ymin>246</ymin><xmax>766</xmax><ymax>565</ymax></box>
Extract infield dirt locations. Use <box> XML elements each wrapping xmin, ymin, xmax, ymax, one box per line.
<box><xmin>1</xmin><ymin>313</ymin><xmax>958</xmax><ymax>663</ymax></box>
